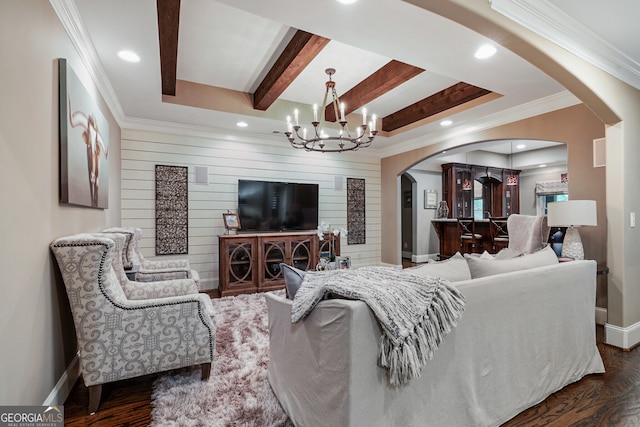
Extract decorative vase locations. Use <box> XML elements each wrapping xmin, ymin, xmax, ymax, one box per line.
<box><xmin>437</xmin><ymin>201</ymin><xmax>449</xmax><ymax>219</ymax></box>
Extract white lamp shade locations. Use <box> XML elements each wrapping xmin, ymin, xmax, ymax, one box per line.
<box><xmin>547</xmin><ymin>200</ymin><xmax>597</xmax><ymax>227</ymax></box>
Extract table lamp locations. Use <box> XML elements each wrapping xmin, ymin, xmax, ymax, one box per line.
<box><xmin>546</xmin><ymin>200</ymin><xmax>597</xmax><ymax>260</ymax></box>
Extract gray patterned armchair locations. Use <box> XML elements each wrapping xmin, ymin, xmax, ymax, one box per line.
<box><xmin>102</xmin><ymin>227</ymin><xmax>200</xmax><ymax>287</ymax></box>
<box><xmin>50</xmin><ymin>233</ymin><xmax>215</xmax><ymax>414</ymax></box>
<box><xmin>94</xmin><ymin>232</ymin><xmax>199</xmax><ymax>299</ymax></box>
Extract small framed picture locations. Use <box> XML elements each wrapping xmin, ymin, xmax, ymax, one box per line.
<box><xmin>223</xmin><ymin>212</ymin><xmax>241</xmax><ymax>231</ymax></box>
<box><xmin>337</xmin><ymin>256</ymin><xmax>351</xmax><ymax>269</ymax></box>
<box><xmin>425</xmin><ymin>189</ymin><xmax>438</xmax><ymax>209</ymax></box>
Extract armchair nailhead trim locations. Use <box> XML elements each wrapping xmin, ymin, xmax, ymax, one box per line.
<box><xmin>52</xmin><ymin>240</ymin><xmax>215</xmax><ymax>360</ymax></box>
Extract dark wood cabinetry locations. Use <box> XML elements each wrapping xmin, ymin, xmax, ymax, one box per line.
<box><xmin>219</xmin><ymin>238</ymin><xmax>257</xmax><ymax>294</ymax></box>
<box><xmin>219</xmin><ymin>231</ymin><xmax>340</xmax><ymax>297</ymax></box>
<box><xmin>441</xmin><ymin>163</ymin><xmax>520</xmax><ymax>219</ymax></box>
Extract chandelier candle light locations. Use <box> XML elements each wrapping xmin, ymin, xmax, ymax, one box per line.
<box><xmin>285</xmin><ymin>68</ymin><xmax>377</xmax><ymax>153</ymax></box>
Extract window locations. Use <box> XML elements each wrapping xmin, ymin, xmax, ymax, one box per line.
<box><xmin>539</xmin><ymin>193</ymin><xmax>568</xmax><ymax>215</ymax></box>
<box><xmin>474</xmin><ymin>198</ymin><xmax>484</xmax><ymax>220</ymax></box>
<box><xmin>535</xmin><ymin>180</ymin><xmax>568</xmax><ymax>215</ymax></box>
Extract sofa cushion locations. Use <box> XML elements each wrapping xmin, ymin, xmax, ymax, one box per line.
<box><xmin>494</xmin><ymin>247</ymin><xmax>523</xmax><ymax>260</ymax></box>
<box><xmin>477</xmin><ymin>248</ymin><xmax>523</xmax><ymax>260</ymax></box>
<box><xmin>407</xmin><ymin>252</ymin><xmax>472</xmax><ymax>282</ymax></box>
<box><xmin>480</xmin><ymin>251</ymin><xmax>494</xmax><ymax>259</ymax></box>
<box><xmin>280</xmin><ymin>263</ymin><xmax>306</xmax><ymax>299</ymax></box>
<box><xmin>465</xmin><ymin>245</ymin><xmax>558</xmax><ymax>279</ymax></box>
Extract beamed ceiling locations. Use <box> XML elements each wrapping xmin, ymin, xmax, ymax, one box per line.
<box><xmin>156</xmin><ymin>0</ymin><xmax>495</xmax><ymax>135</ymax></box>
<box><xmin>69</xmin><ymin>0</ymin><xmax>640</xmax><ymax>156</ymax></box>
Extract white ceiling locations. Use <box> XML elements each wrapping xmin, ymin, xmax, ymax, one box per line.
<box><xmin>66</xmin><ymin>0</ymin><xmax>640</xmax><ymax>157</ymax></box>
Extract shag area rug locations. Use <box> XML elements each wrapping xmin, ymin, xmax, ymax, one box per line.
<box><xmin>150</xmin><ymin>291</ymin><xmax>293</xmax><ymax>427</ymax></box>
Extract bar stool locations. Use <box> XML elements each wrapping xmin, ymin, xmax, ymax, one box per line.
<box><xmin>458</xmin><ymin>217</ymin><xmax>483</xmax><ymax>254</ymax></box>
<box><xmin>489</xmin><ymin>217</ymin><xmax>509</xmax><ymax>252</ymax></box>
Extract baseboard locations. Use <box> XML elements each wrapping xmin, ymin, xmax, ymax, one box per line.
<box><xmin>379</xmin><ymin>261</ymin><xmax>403</xmax><ymax>269</ymax></box>
<box><xmin>605</xmin><ymin>320</ymin><xmax>640</xmax><ymax>350</ymax></box>
<box><xmin>402</xmin><ymin>250</ymin><xmax>412</xmax><ymax>259</ymax></box>
<box><xmin>199</xmin><ymin>277</ymin><xmax>218</xmax><ymax>291</ymax></box>
<box><xmin>595</xmin><ymin>306</ymin><xmax>607</xmax><ymax>325</ymax></box>
<box><xmin>412</xmin><ymin>253</ymin><xmax>438</xmax><ymax>263</ymax></box>
<box><xmin>43</xmin><ymin>354</ymin><xmax>80</xmax><ymax>406</ymax></box>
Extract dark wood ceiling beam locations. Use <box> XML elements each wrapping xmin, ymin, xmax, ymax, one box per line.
<box><xmin>253</xmin><ymin>30</ymin><xmax>330</xmax><ymax>111</ymax></box>
<box><xmin>325</xmin><ymin>60</ymin><xmax>424</xmax><ymax>122</ymax></box>
<box><xmin>157</xmin><ymin>0</ymin><xmax>181</xmax><ymax>96</ymax></box>
<box><xmin>381</xmin><ymin>82</ymin><xmax>491</xmax><ymax>132</ymax></box>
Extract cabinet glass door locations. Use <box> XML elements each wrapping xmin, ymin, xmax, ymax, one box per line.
<box><xmin>263</xmin><ymin>241</ymin><xmax>286</xmax><ymax>281</ymax></box>
<box><xmin>228</xmin><ymin>242</ymin><xmax>252</xmax><ymax>284</ymax></box>
<box><xmin>456</xmin><ymin>169</ymin><xmax>473</xmax><ymax>217</ymax></box>
<box><xmin>291</xmin><ymin>240</ymin><xmax>312</xmax><ymax>270</ymax></box>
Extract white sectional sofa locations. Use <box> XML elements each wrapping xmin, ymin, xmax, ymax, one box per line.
<box><xmin>266</xmin><ymin>253</ymin><xmax>604</xmax><ymax>427</ymax></box>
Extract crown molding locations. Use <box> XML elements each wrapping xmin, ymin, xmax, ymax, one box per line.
<box><xmin>378</xmin><ymin>90</ymin><xmax>580</xmax><ymax>159</ymax></box>
<box><xmin>122</xmin><ymin>117</ymin><xmax>295</xmax><ymax>146</ymax></box>
<box><xmin>49</xmin><ymin>0</ymin><xmax>126</xmax><ymax>125</ymax></box>
<box><xmin>113</xmin><ymin>90</ymin><xmax>578</xmax><ymax>161</ymax></box>
<box><xmin>491</xmin><ymin>0</ymin><xmax>640</xmax><ymax>90</ymax></box>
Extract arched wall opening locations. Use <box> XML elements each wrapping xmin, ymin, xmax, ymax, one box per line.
<box><xmin>382</xmin><ymin>104</ymin><xmax>607</xmax><ymax>320</ymax></box>
<box><xmin>381</xmin><ymin>104</ymin><xmax>606</xmax><ymax>267</ymax></box>
<box><xmin>397</xmin><ymin>0</ymin><xmax>640</xmax><ymax>346</ymax></box>
<box><xmin>405</xmin><ymin>0</ymin><xmax>640</xmax><ymax>346</ymax></box>
<box><xmin>402</xmin><ymin>138</ymin><xmax>568</xmax><ymax>261</ymax></box>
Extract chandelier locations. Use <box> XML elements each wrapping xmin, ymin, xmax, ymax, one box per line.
<box><xmin>284</xmin><ymin>68</ymin><xmax>377</xmax><ymax>153</ymax></box>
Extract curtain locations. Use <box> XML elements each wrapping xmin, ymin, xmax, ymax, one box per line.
<box><xmin>535</xmin><ymin>180</ymin><xmax>568</xmax><ymax>196</ymax></box>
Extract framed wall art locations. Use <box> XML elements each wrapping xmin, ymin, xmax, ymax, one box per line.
<box><xmin>155</xmin><ymin>165</ymin><xmax>188</xmax><ymax>255</ymax></box>
<box><xmin>223</xmin><ymin>212</ymin><xmax>241</xmax><ymax>232</ymax></box>
<box><xmin>425</xmin><ymin>189</ymin><xmax>438</xmax><ymax>209</ymax></box>
<box><xmin>347</xmin><ymin>178</ymin><xmax>366</xmax><ymax>245</ymax></box>
<box><xmin>58</xmin><ymin>58</ymin><xmax>109</xmax><ymax>209</ymax></box>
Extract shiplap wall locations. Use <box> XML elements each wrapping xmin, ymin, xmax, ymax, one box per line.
<box><xmin>121</xmin><ymin>129</ymin><xmax>382</xmax><ymax>290</ymax></box>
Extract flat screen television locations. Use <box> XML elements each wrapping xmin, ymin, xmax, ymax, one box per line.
<box><xmin>237</xmin><ymin>179</ymin><xmax>319</xmax><ymax>232</ymax></box>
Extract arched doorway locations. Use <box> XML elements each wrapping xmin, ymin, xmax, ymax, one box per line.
<box><xmin>400</xmin><ymin>173</ymin><xmax>415</xmax><ymax>263</ymax></box>
<box><xmin>401</xmin><ymin>138</ymin><xmax>568</xmax><ymax>262</ymax></box>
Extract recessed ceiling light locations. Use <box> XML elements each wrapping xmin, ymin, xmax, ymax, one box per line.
<box><xmin>440</xmin><ymin>120</ymin><xmax>453</xmax><ymax>126</ymax></box>
<box><xmin>475</xmin><ymin>44</ymin><xmax>496</xmax><ymax>59</ymax></box>
<box><xmin>538</xmin><ymin>164</ymin><xmax>547</xmax><ymax>168</ymax></box>
<box><xmin>236</xmin><ymin>121</ymin><xmax>248</xmax><ymax>128</ymax></box>
<box><xmin>336</xmin><ymin>0</ymin><xmax>357</xmax><ymax>4</ymax></box>
<box><xmin>117</xmin><ymin>50</ymin><xmax>140</xmax><ymax>63</ymax></box>
<box><xmin>516</xmin><ymin>143</ymin><xmax>526</xmax><ymax>149</ymax></box>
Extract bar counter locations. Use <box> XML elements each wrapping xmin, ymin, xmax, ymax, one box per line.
<box><xmin>431</xmin><ymin>218</ymin><xmax>493</xmax><ymax>259</ymax></box>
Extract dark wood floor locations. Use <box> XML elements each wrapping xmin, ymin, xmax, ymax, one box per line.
<box><xmin>402</xmin><ymin>257</ymin><xmax>417</xmax><ymax>268</ymax></box>
<box><xmin>63</xmin><ymin>313</ymin><xmax>640</xmax><ymax>426</ymax></box>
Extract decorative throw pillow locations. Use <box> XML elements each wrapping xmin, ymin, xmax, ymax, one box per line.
<box><xmin>465</xmin><ymin>245</ymin><xmax>558</xmax><ymax>279</ymax></box>
<box><xmin>407</xmin><ymin>252</ymin><xmax>472</xmax><ymax>282</ymax></box>
<box><xmin>480</xmin><ymin>250</ymin><xmax>495</xmax><ymax>259</ymax></box>
<box><xmin>280</xmin><ymin>263</ymin><xmax>306</xmax><ymax>299</ymax></box>
<box><xmin>494</xmin><ymin>247</ymin><xmax>522</xmax><ymax>260</ymax></box>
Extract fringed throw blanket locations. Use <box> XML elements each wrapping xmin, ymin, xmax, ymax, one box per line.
<box><xmin>291</xmin><ymin>267</ymin><xmax>465</xmax><ymax>385</ymax></box>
